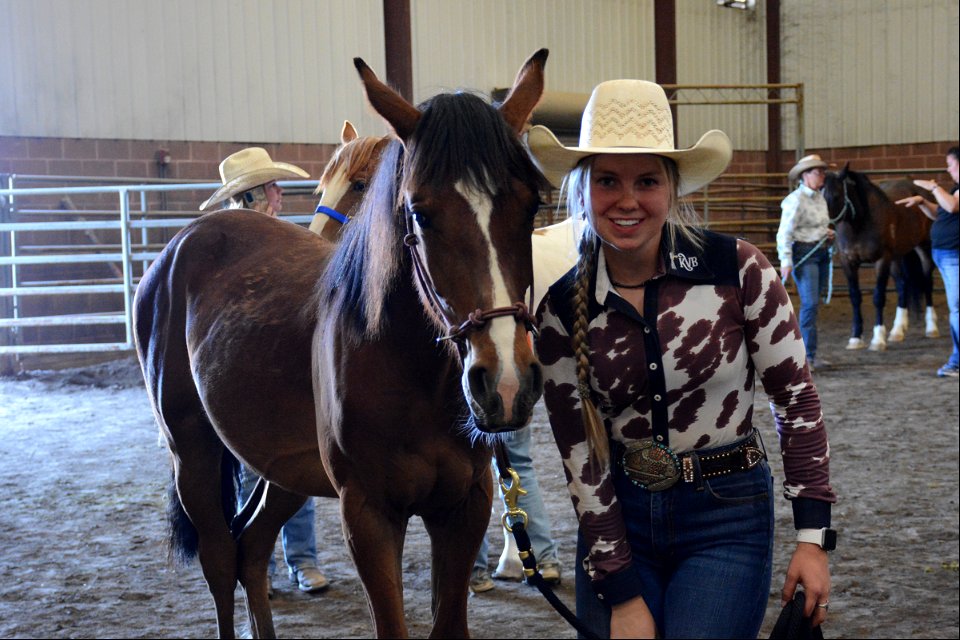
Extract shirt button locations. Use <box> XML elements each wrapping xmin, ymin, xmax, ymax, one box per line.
<box><xmin>649</xmin><ymin>363</ymin><xmax>658</xmax><ymax>370</ymax></box>
<box><xmin>654</xmin><ymin>394</ymin><xmax>662</xmax><ymax>401</ymax></box>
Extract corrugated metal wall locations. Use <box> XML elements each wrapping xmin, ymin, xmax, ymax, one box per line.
<box><xmin>782</xmin><ymin>0</ymin><xmax>959</xmax><ymax>149</ymax></box>
<box><xmin>0</xmin><ymin>0</ymin><xmax>388</xmax><ymax>143</ymax></box>
<box><xmin>409</xmin><ymin>0</ymin><xmax>655</xmax><ymax>101</ymax></box>
<box><xmin>676</xmin><ymin>0</ymin><xmax>770</xmax><ymax>150</ymax></box>
<box><xmin>1</xmin><ymin>0</ymin><xmax>957</xmax><ymax>148</ymax></box>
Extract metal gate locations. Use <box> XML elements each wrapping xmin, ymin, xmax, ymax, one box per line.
<box><xmin>0</xmin><ymin>176</ymin><xmax>317</xmax><ymax>368</ymax></box>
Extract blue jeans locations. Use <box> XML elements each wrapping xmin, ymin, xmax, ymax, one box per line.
<box><xmin>237</xmin><ymin>465</ymin><xmax>318</xmax><ymax>574</ymax></box>
<box><xmin>575</xmin><ymin>439</ymin><xmax>775</xmax><ymax>639</ymax></box>
<box><xmin>933</xmin><ymin>248</ymin><xmax>960</xmax><ymax>369</ymax></box>
<box><xmin>792</xmin><ymin>242</ymin><xmax>831</xmax><ymax>360</ymax></box>
<box><xmin>474</xmin><ymin>425</ymin><xmax>560</xmax><ymax>571</ymax></box>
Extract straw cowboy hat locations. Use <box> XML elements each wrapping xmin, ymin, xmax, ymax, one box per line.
<box><xmin>526</xmin><ymin>79</ymin><xmax>732</xmax><ymax>195</ymax></box>
<box><xmin>199</xmin><ymin>147</ymin><xmax>309</xmax><ymax>211</ymax></box>
<box><xmin>788</xmin><ymin>154</ymin><xmax>830</xmax><ymax>184</ymax></box>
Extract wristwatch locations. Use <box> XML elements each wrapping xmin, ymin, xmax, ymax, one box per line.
<box><xmin>797</xmin><ymin>528</ymin><xmax>837</xmax><ymax>551</ymax></box>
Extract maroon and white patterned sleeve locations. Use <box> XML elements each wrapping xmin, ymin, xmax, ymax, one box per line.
<box><xmin>737</xmin><ymin>240</ymin><xmax>836</xmax><ymax>506</ymax></box>
<box><xmin>536</xmin><ymin>294</ymin><xmax>636</xmax><ymax>584</ymax></box>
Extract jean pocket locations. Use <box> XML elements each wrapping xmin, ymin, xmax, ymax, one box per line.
<box><xmin>703</xmin><ymin>463</ymin><xmax>771</xmax><ymax>504</ymax></box>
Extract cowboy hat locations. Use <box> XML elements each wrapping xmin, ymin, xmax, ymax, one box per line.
<box><xmin>526</xmin><ymin>79</ymin><xmax>732</xmax><ymax>195</ymax></box>
<box><xmin>199</xmin><ymin>147</ymin><xmax>309</xmax><ymax>211</ymax></box>
<box><xmin>788</xmin><ymin>154</ymin><xmax>830</xmax><ymax>184</ymax></box>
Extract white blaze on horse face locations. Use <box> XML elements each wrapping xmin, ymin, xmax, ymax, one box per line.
<box><xmin>454</xmin><ymin>180</ymin><xmax>522</xmax><ymax>421</ymax></box>
<box><xmin>308</xmin><ymin>164</ymin><xmax>351</xmax><ymax>235</ymax></box>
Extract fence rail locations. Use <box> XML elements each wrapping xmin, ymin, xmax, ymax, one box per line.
<box><xmin>1</xmin><ymin>167</ymin><xmax>942</xmax><ymax>366</ymax></box>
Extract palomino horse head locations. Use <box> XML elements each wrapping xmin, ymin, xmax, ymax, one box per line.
<box><xmin>322</xmin><ymin>50</ymin><xmax>549</xmax><ymax>433</ymax></box>
<box><xmin>309</xmin><ymin>120</ymin><xmax>391</xmax><ymax>242</ymax></box>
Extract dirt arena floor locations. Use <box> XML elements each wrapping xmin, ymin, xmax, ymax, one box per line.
<box><xmin>1</xmin><ymin>296</ymin><xmax>957</xmax><ymax>639</ymax></box>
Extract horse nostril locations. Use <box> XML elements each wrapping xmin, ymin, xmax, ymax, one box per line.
<box><xmin>467</xmin><ymin>365</ymin><xmax>489</xmax><ymax>399</ymax></box>
<box><xmin>528</xmin><ymin>361</ymin><xmax>544</xmax><ymax>395</ymax></box>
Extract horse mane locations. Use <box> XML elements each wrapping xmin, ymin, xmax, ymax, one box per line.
<box><xmin>318</xmin><ymin>91</ymin><xmax>549</xmax><ymax>343</ymax></box>
<box><xmin>315</xmin><ymin>135</ymin><xmax>388</xmax><ymax>195</ymax></box>
<box><xmin>401</xmin><ymin>91</ymin><xmax>550</xmax><ymax>199</ymax></box>
<box><xmin>848</xmin><ymin>167</ymin><xmax>890</xmax><ymax>205</ymax></box>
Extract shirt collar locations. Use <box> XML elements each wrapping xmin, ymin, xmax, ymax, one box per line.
<box><xmin>593</xmin><ymin>229</ymin><xmax>716</xmax><ymax>305</ymax></box>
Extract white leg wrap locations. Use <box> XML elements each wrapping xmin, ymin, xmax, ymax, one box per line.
<box><xmin>494</xmin><ymin>525</ymin><xmax>523</xmax><ymax>580</ymax></box>
<box><xmin>846</xmin><ymin>336</ymin><xmax>867</xmax><ymax>350</ymax></box>
<box><xmin>869</xmin><ymin>324</ymin><xmax>888</xmax><ymax>351</ymax></box>
<box><xmin>888</xmin><ymin>307</ymin><xmax>908</xmax><ymax>342</ymax></box>
<box><xmin>925</xmin><ymin>306</ymin><xmax>940</xmax><ymax>338</ymax></box>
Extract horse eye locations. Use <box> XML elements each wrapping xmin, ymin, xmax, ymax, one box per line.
<box><xmin>412</xmin><ymin>210</ymin><xmax>430</xmax><ymax>229</ymax></box>
<box><xmin>352</xmin><ymin>181</ymin><xmax>366</xmax><ymax>193</ymax></box>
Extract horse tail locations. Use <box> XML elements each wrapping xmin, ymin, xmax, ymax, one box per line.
<box><xmin>165</xmin><ymin>447</ymin><xmax>240</xmax><ymax>566</ymax></box>
<box><xmin>165</xmin><ymin>469</ymin><xmax>198</xmax><ymax>566</ymax></box>
<box><xmin>899</xmin><ymin>250</ymin><xmax>926</xmax><ymax>319</ymax></box>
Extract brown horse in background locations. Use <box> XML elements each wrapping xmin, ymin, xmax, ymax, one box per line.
<box><xmin>822</xmin><ymin>165</ymin><xmax>938</xmax><ymax>351</ymax></box>
<box><xmin>309</xmin><ymin>120</ymin><xmax>390</xmax><ymax>242</ymax></box>
<box><xmin>134</xmin><ymin>49</ymin><xmax>549</xmax><ymax>638</ymax></box>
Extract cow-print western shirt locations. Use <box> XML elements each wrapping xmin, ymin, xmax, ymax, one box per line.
<box><xmin>536</xmin><ymin>230</ymin><xmax>835</xmax><ymax>603</ymax></box>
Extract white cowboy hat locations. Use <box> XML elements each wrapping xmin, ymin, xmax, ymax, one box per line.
<box><xmin>787</xmin><ymin>154</ymin><xmax>830</xmax><ymax>184</ymax></box>
<box><xmin>199</xmin><ymin>147</ymin><xmax>309</xmax><ymax>211</ymax></box>
<box><xmin>526</xmin><ymin>79</ymin><xmax>732</xmax><ymax>195</ymax></box>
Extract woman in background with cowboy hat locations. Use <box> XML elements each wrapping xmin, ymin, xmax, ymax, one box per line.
<box><xmin>201</xmin><ymin>147</ymin><xmax>329</xmax><ymax>596</ymax></box>
<box><xmin>777</xmin><ymin>154</ymin><xmax>836</xmax><ymax>372</ymax></box>
<box><xmin>527</xmin><ymin>80</ymin><xmax>836</xmax><ymax>638</ymax></box>
<box><xmin>200</xmin><ymin>146</ymin><xmax>309</xmax><ymax>216</ymax></box>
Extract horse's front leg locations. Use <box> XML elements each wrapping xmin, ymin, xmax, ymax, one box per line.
<box><xmin>843</xmin><ymin>260</ymin><xmax>867</xmax><ymax>350</ymax></box>
<box><xmin>339</xmin><ymin>482</ymin><xmax>409</xmax><ymax>638</ymax></box>
<box><xmin>422</xmin><ymin>464</ymin><xmax>494</xmax><ymax>639</ymax></box>
<box><xmin>237</xmin><ymin>484</ymin><xmax>308</xmax><ymax>639</ymax></box>
<box><xmin>871</xmin><ymin>258</ymin><xmax>892</xmax><ymax>351</ymax></box>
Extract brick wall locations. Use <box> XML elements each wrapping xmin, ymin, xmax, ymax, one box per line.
<box><xmin>0</xmin><ymin>136</ymin><xmax>337</xmax><ymax>184</ymax></box>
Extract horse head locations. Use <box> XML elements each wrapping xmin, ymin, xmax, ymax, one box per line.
<box><xmin>350</xmin><ymin>50</ymin><xmax>549</xmax><ymax>433</ymax></box>
<box><xmin>309</xmin><ymin>121</ymin><xmax>390</xmax><ymax>242</ymax></box>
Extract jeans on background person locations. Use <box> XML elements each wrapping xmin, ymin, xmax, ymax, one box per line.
<box><xmin>792</xmin><ymin>242</ymin><xmax>831</xmax><ymax>362</ymax></box>
<box><xmin>932</xmin><ymin>248</ymin><xmax>960</xmax><ymax>373</ymax></box>
<box><xmin>575</xmin><ymin>442</ymin><xmax>775</xmax><ymax>639</ymax></box>
<box><xmin>237</xmin><ymin>464</ymin><xmax>318</xmax><ymax>576</ymax></box>
<box><xmin>473</xmin><ymin>425</ymin><xmax>560</xmax><ymax>582</ymax></box>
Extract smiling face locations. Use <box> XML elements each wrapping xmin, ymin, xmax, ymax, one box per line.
<box><xmin>587</xmin><ymin>154</ymin><xmax>673</xmax><ymax>263</ymax></box>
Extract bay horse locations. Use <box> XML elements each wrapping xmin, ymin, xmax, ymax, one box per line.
<box><xmin>308</xmin><ymin>120</ymin><xmax>390</xmax><ymax>242</ymax></box>
<box><xmin>822</xmin><ymin>165</ymin><xmax>938</xmax><ymax>351</ymax></box>
<box><xmin>134</xmin><ymin>49</ymin><xmax>549</xmax><ymax>638</ymax></box>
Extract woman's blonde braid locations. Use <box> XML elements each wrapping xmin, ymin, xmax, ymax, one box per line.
<box><xmin>572</xmin><ymin>232</ymin><xmax>609</xmax><ymax>467</ymax></box>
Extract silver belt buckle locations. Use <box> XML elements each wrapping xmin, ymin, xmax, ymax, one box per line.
<box><xmin>622</xmin><ymin>440</ymin><xmax>681</xmax><ymax>492</ymax></box>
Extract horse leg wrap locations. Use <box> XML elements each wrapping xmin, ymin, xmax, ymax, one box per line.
<box><xmin>889</xmin><ymin>307</ymin><xmax>908</xmax><ymax>342</ymax></box>
<box><xmin>869</xmin><ymin>324</ymin><xmax>888</xmax><ymax>352</ymax></box>
<box><xmin>925</xmin><ymin>307</ymin><xmax>940</xmax><ymax>338</ymax></box>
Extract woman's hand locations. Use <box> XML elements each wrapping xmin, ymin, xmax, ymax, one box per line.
<box><xmin>912</xmin><ymin>178</ymin><xmax>938</xmax><ymax>193</ymax></box>
<box><xmin>896</xmin><ymin>194</ymin><xmax>924</xmax><ymax>208</ymax></box>
<box><xmin>610</xmin><ymin>595</ymin><xmax>657</xmax><ymax>639</ymax></box>
<box><xmin>781</xmin><ymin>543</ymin><xmax>831</xmax><ymax>627</ymax></box>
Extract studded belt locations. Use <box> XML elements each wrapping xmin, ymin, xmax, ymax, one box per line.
<box><xmin>621</xmin><ymin>432</ymin><xmax>766</xmax><ymax>492</ymax></box>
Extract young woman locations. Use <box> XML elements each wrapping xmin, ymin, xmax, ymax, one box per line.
<box><xmin>527</xmin><ymin>79</ymin><xmax>836</xmax><ymax>638</ymax></box>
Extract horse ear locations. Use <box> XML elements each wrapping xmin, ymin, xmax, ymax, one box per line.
<box><xmin>840</xmin><ymin>162</ymin><xmax>850</xmax><ymax>179</ymax></box>
<box><xmin>341</xmin><ymin>120</ymin><xmax>358</xmax><ymax>144</ymax></box>
<box><xmin>353</xmin><ymin>58</ymin><xmax>421</xmax><ymax>142</ymax></box>
<box><xmin>498</xmin><ymin>48</ymin><xmax>549</xmax><ymax>134</ymax></box>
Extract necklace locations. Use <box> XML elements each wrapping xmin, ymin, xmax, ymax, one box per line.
<box><xmin>609</xmin><ymin>279</ymin><xmax>647</xmax><ymax>289</ymax></box>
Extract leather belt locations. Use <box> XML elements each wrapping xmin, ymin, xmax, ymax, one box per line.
<box><xmin>621</xmin><ymin>432</ymin><xmax>766</xmax><ymax>492</ymax></box>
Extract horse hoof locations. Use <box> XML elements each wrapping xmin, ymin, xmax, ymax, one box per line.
<box><xmin>926</xmin><ymin>328</ymin><xmax>940</xmax><ymax>339</ymax></box>
<box><xmin>888</xmin><ymin>329</ymin><xmax>905</xmax><ymax>342</ymax></box>
<box><xmin>846</xmin><ymin>338</ymin><xmax>866</xmax><ymax>350</ymax></box>
<box><xmin>869</xmin><ymin>341</ymin><xmax>888</xmax><ymax>352</ymax></box>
